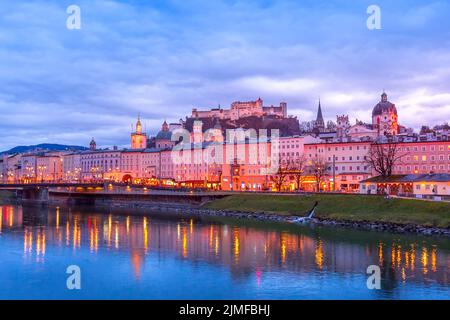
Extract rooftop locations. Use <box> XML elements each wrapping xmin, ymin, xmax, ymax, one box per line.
<box><xmin>361</xmin><ymin>174</ymin><xmax>450</xmax><ymax>183</ymax></box>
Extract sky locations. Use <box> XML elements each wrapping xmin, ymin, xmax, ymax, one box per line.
<box><xmin>0</xmin><ymin>0</ymin><xmax>450</xmax><ymax>150</ymax></box>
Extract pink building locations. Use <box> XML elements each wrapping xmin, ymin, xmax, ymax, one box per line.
<box><xmin>393</xmin><ymin>141</ymin><xmax>450</xmax><ymax>175</ymax></box>
<box><xmin>304</xmin><ymin>141</ymin><xmax>372</xmax><ymax>192</ymax></box>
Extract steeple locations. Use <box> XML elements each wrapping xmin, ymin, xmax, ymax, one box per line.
<box><xmin>135</xmin><ymin>115</ymin><xmax>142</xmax><ymax>134</ymax></box>
<box><xmin>314</xmin><ymin>99</ymin><xmax>325</xmax><ymax>132</ymax></box>
<box><xmin>316</xmin><ymin>99</ymin><xmax>324</xmax><ymax>123</ymax></box>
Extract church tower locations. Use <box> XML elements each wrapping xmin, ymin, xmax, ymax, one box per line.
<box><xmin>131</xmin><ymin>116</ymin><xmax>147</xmax><ymax>149</ymax></box>
<box><xmin>314</xmin><ymin>99</ymin><xmax>325</xmax><ymax>132</ymax></box>
<box><xmin>89</xmin><ymin>138</ymin><xmax>96</xmax><ymax>151</ymax></box>
<box><xmin>336</xmin><ymin>115</ymin><xmax>350</xmax><ymax>139</ymax></box>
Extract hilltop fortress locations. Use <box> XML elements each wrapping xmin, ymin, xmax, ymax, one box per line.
<box><xmin>191</xmin><ymin>98</ymin><xmax>287</xmax><ymax>120</ymax></box>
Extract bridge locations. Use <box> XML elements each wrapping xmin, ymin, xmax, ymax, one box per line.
<box><xmin>0</xmin><ymin>183</ymin><xmax>104</xmax><ymax>189</ymax></box>
<box><xmin>0</xmin><ymin>183</ymin><xmax>230</xmax><ymax>206</ymax></box>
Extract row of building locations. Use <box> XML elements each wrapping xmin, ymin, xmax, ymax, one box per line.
<box><xmin>1</xmin><ymin>92</ymin><xmax>449</xmax><ymax>194</ymax></box>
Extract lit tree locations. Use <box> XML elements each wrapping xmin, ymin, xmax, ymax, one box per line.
<box><xmin>271</xmin><ymin>163</ymin><xmax>290</xmax><ymax>192</ymax></box>
<box><xmin>287</xmin><ymin>155</ymin><xmax>307</xmax><ymax>191</ymax></box>
<box><xmin>307</xmin><ymin>156</ymin><xmax>330</xmax><ymax>192</ymax></box>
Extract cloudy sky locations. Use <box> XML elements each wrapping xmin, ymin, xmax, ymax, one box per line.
<box><xmin>1</xmin><ymin>0</ymin><xmax>449</xmax><ymax>150</ymax></box>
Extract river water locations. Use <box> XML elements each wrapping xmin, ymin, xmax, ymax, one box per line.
<box><xmin>0</xmin><ymin>204</ymin><xmax>448</xmax><ymax>299</ymax></box>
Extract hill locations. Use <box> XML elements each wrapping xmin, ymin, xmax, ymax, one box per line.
<box><xmin>0</xmin><ymin>143</ymin><xmax>88</xmax><ymax>155</ymax></box>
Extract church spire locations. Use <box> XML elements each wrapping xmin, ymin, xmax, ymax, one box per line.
<box><xmin>316</xmin><ymin>98</ymin><xmax>324</xmax><ymax>123</ymax></box>
<box><xmin>314</xmin><ymin>98</ymin><xmax>325</xmax><ymax>132</ymax></box>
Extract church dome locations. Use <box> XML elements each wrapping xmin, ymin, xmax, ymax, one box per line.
<box><xmin>372</xmin><ymin>92</ymin><xmax>397</xmax><ymax>117</ymax></box>
<box><xmin>155</xmin><ymin>121</ymin><xmax>172</xmax><ymax>140</ymax></box>
<box><xmin>155</xmin><ymin>130</ymin><xmax>172</xmax><ymax>140</ymax></box>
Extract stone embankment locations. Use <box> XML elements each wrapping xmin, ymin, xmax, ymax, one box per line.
<box><xmin>105</xmin><ymin>201</ymin><xmax>450</xmax><ymax>237</ymax></box>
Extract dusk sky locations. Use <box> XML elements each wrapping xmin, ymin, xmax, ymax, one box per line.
<box><xmin>1</xmin><ymin>0</ymin><xmax>450</xmax><ymax>151</ymax></box>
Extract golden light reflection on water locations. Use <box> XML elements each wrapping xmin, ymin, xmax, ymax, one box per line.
<box><xmin>182</xmin><ymin>226</ymin><xmax>188</xmax><ymax>258</ymax></box>
<box><xmin>107</xmin><ymin>215</ymin><xmax>112</xmax><ymax>247</ymax></box>
<box><xmin>209</xmin><ymin>225</ymin><xmax>214</xmax><ymax>251</ymax></box>
<box><xmin>36</xmin><ymin>228</ymin><xmax>46</xmax><ymax>260</ymax></box>
<box><xmin>66</xmin><ymin>219</ymin><xmax>70</xmax><ymax>246</ymax></box>
<box><xmin>73</xmin><ymin>216</ymin><xmax>81</xmax><ymax>249</ymax></box>
<box><xmin>315</xmin><ymin>239</ymin><xmax>324</xmax><ymax>270</ymax></box>
<box><xmin>378</xmin><ymin>242</ymin><xmax>384</xmax><ymax>265</ymax></box>
<box><xmin>431</xmin><ymin>247</ymin><xmax>437</xmax><ymax>273</ymax></box>
<box><xmin>410</xmin><ymin>244</ymin><xmax>416</xmax><ymax>272</ymax></box>
<box><xmin>9</xmin><ymin>208</ymin><xmax>13</xmax><ymax>227</ymax></box>
<box><xmin>214</xmin><ymin>233</ymin><xmax>219</xmax><ymax>257</ymax></box>
<box><xmin>56</xmin><ymin>207</ymin><xmax>60</xmax><ymax>230</ymax></box>
<box><xmin>280</xmin><ymin>233</ymin><xmax>287</xmax><ymax>265</ymax></box>
<box><xmin>233</xmin><ymin>228</ymin><xmax>240</xmax><ymax>264</ymax></box>
<box><xmin>422</xmin><ymin>247</ymin><xmax>428</xmax><ymax>275</ymax></box>
<box><xmin>396</xmin><ymin>245</ymin><xmax>402</xmax><ymax>268</ymax></box>
<box><xmin>90</xmin><ymin>224</ymin><xmax>94</xmax><ymax>252</ymax></box>
<box><xmin>24</xmin><ymin>228</ymin><xmax>32</xmax><ymax>254</ymax></box>
<box><xmin>143</xmin><ymin>217</ymin><xmax>148</xmax><ymax>252</ymax></box>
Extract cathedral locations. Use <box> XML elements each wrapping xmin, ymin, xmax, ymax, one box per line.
<box><xmin>371</xmin><ymin>92</ymin><xmax>399</xmax><ymax>135</ymax></box>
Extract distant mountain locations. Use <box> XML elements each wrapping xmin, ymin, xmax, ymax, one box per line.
<box><xmin>0</xmin><ymin>143</ymin><xmax>88</xmax><ymax>155</ymax></box>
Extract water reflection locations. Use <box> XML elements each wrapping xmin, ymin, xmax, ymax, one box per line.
<box><xmin>0</xmin><ymin>204</ymin><xmax>449</xmax><ymax>298</ymax></box>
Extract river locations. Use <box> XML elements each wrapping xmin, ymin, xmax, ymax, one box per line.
<box><xmin>0</xmin><ymin>204</ymin><xmax>448</xmax><ymax>299</ymax></box>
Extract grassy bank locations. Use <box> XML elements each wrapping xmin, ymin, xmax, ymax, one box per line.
<box><xmin>204</xmin><ymin>194</ymin><xmax>450</xmax><ymax>228</ymax></box>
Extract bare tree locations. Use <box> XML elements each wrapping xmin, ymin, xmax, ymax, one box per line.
<box><xmin>287</xmin><ymin>155</ymin><xmax>307</xmax><ymax>191</ymax></box>
<box><xmin>366</xmin><ymin>141</ymin><xmax>404</xmax><ymax>177</ymax></box>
